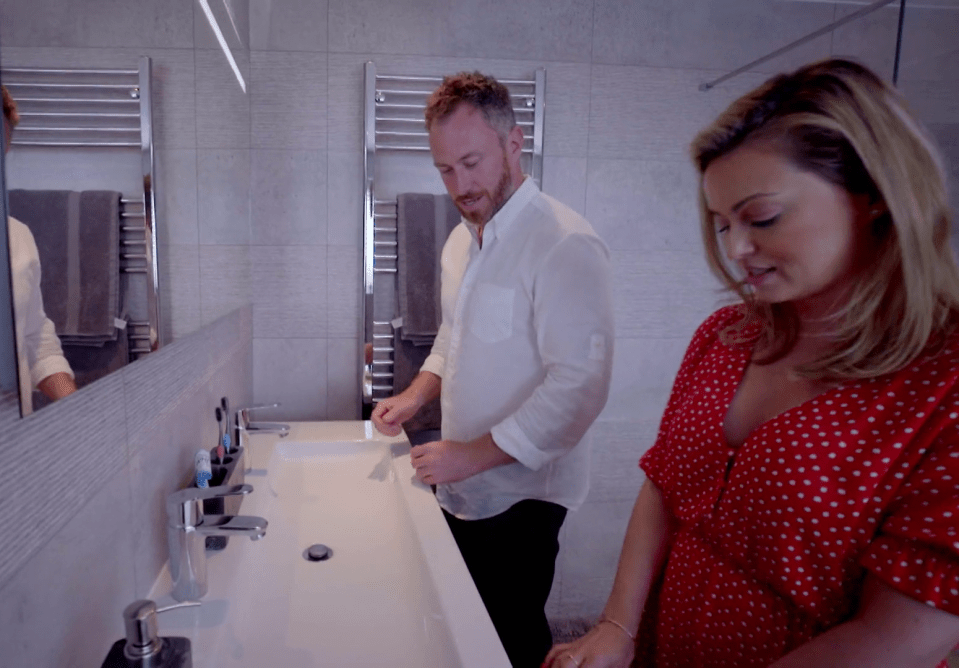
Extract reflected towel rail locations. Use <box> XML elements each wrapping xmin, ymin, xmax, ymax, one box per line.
<box><xmin>2</xmin><ymin>58</ymin><xmax>162</xmax><ymax>364</ymax></box>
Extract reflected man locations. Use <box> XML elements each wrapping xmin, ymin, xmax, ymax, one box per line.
<box><xmin>3</xmin><ymin>85</ymin><xmax>76</xmax><ymax>415</ymax></box>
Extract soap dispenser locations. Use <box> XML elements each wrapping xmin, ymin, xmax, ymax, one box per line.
<box><xmin>100</xmin><ymin>599</ymin><xmax>196</xmax><ymax>668</ymax></box>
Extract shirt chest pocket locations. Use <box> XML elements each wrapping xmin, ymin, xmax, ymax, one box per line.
<box><xmin>468</xmin><ymin>283</ymin><xmax>514</xmax><ymax>344</ymax></box>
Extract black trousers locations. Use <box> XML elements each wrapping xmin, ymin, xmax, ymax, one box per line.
<box><xmin>443</xmin><ymin>499</ymin><xmax>567</xmax><ymax>668</ymax></box>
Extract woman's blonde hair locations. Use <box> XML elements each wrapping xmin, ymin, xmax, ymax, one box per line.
<box><xmin>691</xmin><ymin>58</ymin><xmax>959</xmax><ymax>380</ymax></box>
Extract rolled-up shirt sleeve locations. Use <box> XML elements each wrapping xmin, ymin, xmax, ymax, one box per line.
<box><xmin>11</xmin><ymin>218</ymin><xmax>73</xmax><ymax>389</ymax></box>
<box><xmin>490</xmin><ymin>233</ymin><xmax>614</xmax><ymax>470</ymax></box>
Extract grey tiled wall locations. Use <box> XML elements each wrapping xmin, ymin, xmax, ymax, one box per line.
<box><xmin>0</xmin><ymin>307</ymin><xmax>253</xmax><ymax>667</ymax></box>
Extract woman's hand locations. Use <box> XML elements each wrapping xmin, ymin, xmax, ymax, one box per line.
<box><xmin>542</xmin><ymin>623</ymin><xmax>635</xmax><ymax>668</ymax></box>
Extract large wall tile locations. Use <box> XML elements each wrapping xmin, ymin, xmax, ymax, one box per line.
<box><xmin>611</xmin><ymin>248</ymin><xmax>725</xmax><ymax>339</ymax></box>
<box><xmin>327</xmin><ymin>245</ymin><xmax>361</xmax><ymax>339</ymax></box>
<box><xmin>196</xmin><ymin>48</ymin><xmax>251</xmax><ymax>149</ymax></box>
<box><xmin>159</xmin><ymin>243</ymin><xmax>201</xmax><ymax>343</ymax></box>
<box><xmin>328</xmin><ymin>0</ymin><xmax>453</xmax><ymax>56</ymax></box>
<box><xmin>543</xmin><ymin>156</ymin><xmax>588</xmax><ymax>216</ymax></box>
<box><xmin>327</xmin><ymin>151</ymin><xmax>364</xmax><ymax>247</ymax></box>
<box><xmin>587</xmin><ymin>420</ymin><xmax>657</xmax><ymax>503</ymax></box>
<box><xmin>0</xmin><ymin>473</ymin><xmax>136</xmax><ymax>668</ymax></box>
<box><xmin>253</xmin><ymin>337</ymin><xmax>328</xmax><ymax>420</ymax></box>
<box><xmin>830</xmin><ymin>2</ymin><xmax>901</xmax><ymax>81</ymax></box>
<box><xmin>562</xmin><ymin>498</ymin><xmax>634</xmax><ymax>582</ymax></box>
<box><xmin>251</xmin><ymin>51</ymin><xmax>327</xmax><ymax>150</ymax></box>
<box><xmin>250</xmin><ymin>150</ymin><xmax>327</xmax><ymax>245</ymax></box>
<box><xmin>328</xmin><ymin>338</ymin><xmax>361</xmax><ymax>420</ymax></box>
<box><xmin>199</xmin><ymin>245</ymin><xmax>251</xmax><ymax>327</ymax></box>
<box><xmin>250</xmin><ymin>0</ymin><xmax>329</xmax><ymax>52</ymax></box>
<box><xmin>588</xmin><ymin>65</ymin><xmax>768</xmax><ymax>161</ymax></box>
<box><xmin>601</xmin><ymin>337</ymin><xmax>689</xmax><ymax>423</ymax></box>
<box><xmin>0</xmin><ymin>371</ymin><xmax>128</xmax><ymax>586</ymax></box>
<box><xmin>592</xmin><ymin>0</ymin><xmax>833</xmax><ymax>71</ymax></box>
<box><xmin>156</xmin><ymin>149</ymin><xmax>199</xmax><ymax>246</ymax></box>
<box><xmin>585</xmin><ymin>158</ymin><xmax>702</xmax><ymax>251</ymax></box>
<box><xmin>448</xmin><ymin>0</ymin><xmax>593</xmax><ymax>63</ymax></box>
<box><xmin>541</xmin><ymin>62</ymin><xmax>592</xmax><ymax>157</ymax></box>
<box><xmin>197</xmin><ymin>149</ymin><xmax>252</xmax><ymax>245</ymax></box>
<box><xmin>250</xmin><ymin>245</ymin><xmax>328</xmax><ymax>338</ymax></box>
<box><xmin>0</xmin><ymin>0</ymin><xmax>195</xmax><ymax>49</ymax></box>
<box><xmin>898</xmin><ymin>4</ymin><xmax>959</xmax><ymax>84</ymax></box>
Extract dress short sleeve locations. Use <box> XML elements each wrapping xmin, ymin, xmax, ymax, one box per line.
<box><xmin>640</xmin><ymin>305</ymin><xmax>748</xmax><ymax>484</ymax></box>
<box><xmin>860</xmin><ymin>426</ymin><xmax>959</xmax><ymax>616</ymax></box>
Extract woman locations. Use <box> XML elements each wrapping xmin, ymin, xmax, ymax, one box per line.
<box><xmin>545</xmin><ymin>59</ymin><xmax>959</xmax><ymax>668</ymax></box>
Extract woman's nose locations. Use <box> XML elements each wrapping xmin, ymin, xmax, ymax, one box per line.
<box><xmin>725</xmin><ymin>224</ymin><xmax>757</xmax><ymax>260</ymax></box>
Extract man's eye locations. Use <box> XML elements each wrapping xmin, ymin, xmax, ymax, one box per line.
<box><xmin>716</xmin><ymin>224</ymin><xmax>729</xmax><ymax>234</ymax></box>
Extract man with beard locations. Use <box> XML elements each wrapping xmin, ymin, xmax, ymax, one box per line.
<box><xmin>372</xmin><ymin>72</ymin><xmax>614</xmax><ymax>668</ymax></box>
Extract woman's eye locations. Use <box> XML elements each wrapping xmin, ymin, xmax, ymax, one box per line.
<box><xmin>716</xmin><ymin>224</ymin><xmax>729</xmax><ymax>234</ymax></box>
<box><xmin>751</xmin><ymin>217</ymin><xmax>777</xmax><ymax>228</ymax></box>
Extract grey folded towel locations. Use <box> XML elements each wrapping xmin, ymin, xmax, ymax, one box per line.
<box><xmin>396</xmin><ymin>193</ymin><xmax>461</xmax><ymax>343</ymax></box>
<box><xmin>9</xmin><ymin>189</ymin><xmax>121</xmax><ymax>344</ymax></box>
<box><xmin>393</xmin><ymin>328</ymin><xmax>441</xmax><ymax>434</ymax></box>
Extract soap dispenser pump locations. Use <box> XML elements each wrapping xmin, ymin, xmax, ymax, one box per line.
<box><xmin>100</xmin><ymin>599</ymin><xmax>197</xmax><ymax>668</ymax></box>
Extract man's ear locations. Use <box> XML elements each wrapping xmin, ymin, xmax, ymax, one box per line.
<box><xmin>507</xmin><ymin>124</ymin><xmax>524</xmax><ymax>158</ymax></box>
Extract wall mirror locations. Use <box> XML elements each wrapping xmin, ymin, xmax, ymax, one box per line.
<box><xmin>0</xmin><ymin>0</ymin><xmax>250</xmax><ymax>417</ymax></box>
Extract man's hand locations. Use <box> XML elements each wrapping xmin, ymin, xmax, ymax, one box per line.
<box><xmin>410</xmin><ymin>433</ymin><xmax>517</xmax><ymax>485</ymax></box>
<box><xmin>370</xmin><ymin>393</ymin><xmax>421</xmax><ymax>436</ymax></box>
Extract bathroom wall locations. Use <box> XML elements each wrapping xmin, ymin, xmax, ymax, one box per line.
<box><xmin>2</xmin><ymin>0</ymin><xmax>957</xmax><ymax>630</ymax></box>
<box><xmin>0</xmin><ymin>305</ymin><xmax>253</xmax><ymax>667</ymax></box>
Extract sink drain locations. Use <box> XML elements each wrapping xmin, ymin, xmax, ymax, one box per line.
<box><xmin>304</xmin><ymin>544</ymin><xmax>332</xmax><ymax>561</ymax></box>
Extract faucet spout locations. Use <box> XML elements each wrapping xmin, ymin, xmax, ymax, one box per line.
<box><xmin>195</xmin><ymin>515</ymin><xmax>268</xmax><ymax>540</ymax></box>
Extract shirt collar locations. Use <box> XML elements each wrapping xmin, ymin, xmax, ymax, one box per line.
<box><xmin>465</xmin><ymin>176</ymin><xmax>538</xmax><ymax>245</ymax></box>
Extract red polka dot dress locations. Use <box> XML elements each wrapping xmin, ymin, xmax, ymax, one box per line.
<box><xmin>636</xmin><ymin>306</ymin><xmax>959</xmax><ymax>668</ymax></box>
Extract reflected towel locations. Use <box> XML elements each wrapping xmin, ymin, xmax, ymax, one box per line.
<box><xmin>9</xmin><ymin>189</ymin><xmax>121</xmax><ymax>344</ymax></box>
<box><xmin>396</xmin><ymin>193</ymin><xmax>461</xmax><ymax>343</ymax></box>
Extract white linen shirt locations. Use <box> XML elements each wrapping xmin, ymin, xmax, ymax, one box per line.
<box><xmin>8</xmin><ymin>216</ymin><xmax>73</xmax><ymax>416</ymax></box>
<box><xmin>421</xmin><ymin>178</ymin><xmax>614</xmax><ymax>520</ymax></box>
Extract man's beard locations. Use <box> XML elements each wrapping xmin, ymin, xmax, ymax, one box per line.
<box><xmin>456</xmin><ymin>156</ymin><xmax>513</xmax><ymax>226</ymax></box>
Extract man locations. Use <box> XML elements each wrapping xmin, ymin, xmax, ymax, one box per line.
<box><xmin>372</xmin><ymin>72</ymin><xmax>614</xmax><ymax>667</ymax></box>
<box><xmin>3</xmin><ymin>85</ymin><xmax>76</xmax><ymax>415</ymax></box>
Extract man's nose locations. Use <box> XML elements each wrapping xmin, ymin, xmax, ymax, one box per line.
<box><xmin>447</xmin><ymin>168</ymin><xmax>470</xmax><ymax>197</ymax></box>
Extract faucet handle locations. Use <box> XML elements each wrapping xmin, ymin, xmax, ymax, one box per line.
<box><xmin>166</xmin><ymin>484</ymin><xmax>254</xmax><ymax>527</ymax></box>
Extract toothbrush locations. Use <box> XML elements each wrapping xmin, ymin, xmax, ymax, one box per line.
<box><xmin>221</xmin><ymin>397</ymin><xmax>232</xmax><ymax>453</ymax></box>
<box><xmin>215</xmin><ymin>407</ymin><xmax>225</xmax><ymax>464</ymax></box>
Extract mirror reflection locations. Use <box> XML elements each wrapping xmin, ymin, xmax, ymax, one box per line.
<box><xmin>1</xmin><ymin>61</ymin><xmax>158</xmax><ymax>416</ymax></box>
<box><xmin>0</xmin><ymin>0</ymin><xmax>251</xmax><ymax>417</ymax></box>
<box><xmin>3</xmin><ymin>86</ymin><xmax>78</xmax><ymax>415</ymax></box>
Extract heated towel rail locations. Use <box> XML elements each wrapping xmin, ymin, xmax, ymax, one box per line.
<box><xmin>361</xmin><ymin>62</ymin><xmax>546</xmax><ymax>408</ymax></box>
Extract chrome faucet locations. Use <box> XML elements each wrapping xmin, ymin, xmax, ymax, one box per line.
<box><xmin>166</xmin><ymin>484</ymin><xmax>268</xmax><ymax>602</ymax></box>
<box><xmin>234</xmin><ymin>403</ymin><xmax>290</xmax><ymax>471</ymax></box>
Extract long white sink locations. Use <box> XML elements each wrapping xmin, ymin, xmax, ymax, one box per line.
<box><xmin>149</xmin><ymin>421</ymin><xmax>510</xmax><ymax>668</ymax></box>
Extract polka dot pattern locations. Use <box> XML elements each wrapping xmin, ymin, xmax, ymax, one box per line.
<box><xmin>636</xmin><ymin>306</ymin><xmax>959</xmax><ymax>668</ymax></box>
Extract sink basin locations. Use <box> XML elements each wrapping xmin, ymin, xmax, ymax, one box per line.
<box><xmin>150</xmin><ymin>421</ymin><xmax>509</xmax><ymax>668</ymax></box>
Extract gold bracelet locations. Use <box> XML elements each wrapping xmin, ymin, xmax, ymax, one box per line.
<box><xmin>598</xmin><ymin>616</ymin><xmax>636</xmax><ymax>641</ymax></box>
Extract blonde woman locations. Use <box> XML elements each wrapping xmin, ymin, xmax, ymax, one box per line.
<box><xmin>545</xmin><ymin>59</ymin><xmax>959</xmax><ymax>668</ymax></box>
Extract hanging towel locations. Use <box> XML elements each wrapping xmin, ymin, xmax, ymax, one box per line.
<box><xmin>396</xmin><ymin>193</ymin><xmax>461</xmax><ymax>345</ymax></box>
<box><xmin>9</xmin><ymin>189</ymin><xmax>121</xmax><ymax>344</ymax></box>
